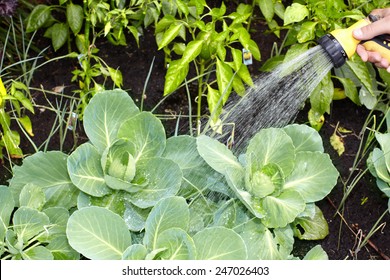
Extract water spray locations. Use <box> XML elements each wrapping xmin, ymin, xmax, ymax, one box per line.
<box><xmin>318</xmin><ymin>15</ymin><xmax>390</xmax><ymax>68</ymax></box>
<box><xmin>219</xmin><ymin>14</ymin><xmax>390</xmax><ymax>153</ymax></box>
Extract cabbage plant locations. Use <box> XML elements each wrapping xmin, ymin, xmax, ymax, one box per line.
<box><xmin>66</xmin><ymin>89</ymin><xmax>182</xmax><ymax>211</ymax></box>
<box><xmin>2</xmin><ymin>89</ymin><xmax>332</xmax><ymax>260</ymax></box>
<box><xmin>197</xmin><ymin>124</ymin><xmax>339</xmax><ymax>232</ymax></box>
<box><xmin>66</xmin><ymin>197</ymin><xmax>221</xmax><ymax>260</ymax></box>
<box><xmin>0</xmin><ymin>185</ymin><xmax>79</xmax><ymax>260</ymax></box>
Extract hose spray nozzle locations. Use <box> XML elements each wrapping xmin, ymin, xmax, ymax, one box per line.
<box><xmin>318</xmin><ymin>15</ymin><xmax>390</xmax><ymax>68</ymax></box>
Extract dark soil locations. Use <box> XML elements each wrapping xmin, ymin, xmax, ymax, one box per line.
<box><xmin>298</xmin><ymin>99</ymin><xmax>390</xmax><ymax>260</ymax></box>
<box><xmin>1</xmin><ymin>1</ymin><xmax>389</xmax><ymax>260</ymax></box>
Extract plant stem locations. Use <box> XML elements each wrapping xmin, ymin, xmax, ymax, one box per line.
<box><xmin>19</xmin><ymin>0</ymin><xmax>34</xmax><ymax>9</ymax></box>
<box><xmin>246</xmin><ymin>0</ymin><xmax>257</xmax><ymax>32</ymax></box>
<box><xmin>359</xmin><ymin>210</ymin><xmax>389</xmax><ymax>251</ymax></box>
<box><xmin>197</xmin><ymin>62</ymin><xmax>205</xmax><ymax>133</ymax></box>
<box><xmin>83</xmin><ymin>0</ymin><xmax>90</xmax><ymax>54</ymax></box>
<box><xmin>337</xmin><ymin>104</ymin><xmax>389</xmax><ymax>211</ymax></box>
<box><xmin>327</xmin><ymin>197</ymin><xmax>390</xmax><ymax>259</ymax></box>
<box><xmin>185</xmin><ymin>78</ymin><xmax>193</xmax><ymax>136</ymax></box>
<box><xmin>141</xmin><ymin>57</ymin><xmax>155</xmax><ymax>112</ymax></box>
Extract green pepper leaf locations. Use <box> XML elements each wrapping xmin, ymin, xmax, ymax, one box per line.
<box><xmin>108</xmin><ymin>67</ymin><xmax>123</xmax><ymax>88</ymax></box>
<box><xmin>216</xmin><ymin>58</ymin><xmax>233</xmax><ymax>102</ymax></box>
<box><xmin>310</xmin><ymin>73</ymin><xmax>333</xmax><ymax>115</ymax></box>
<box><xmin>207</xmin><ymin>85</ymin><xmax>223</xmax><ymax>122</ymax></box>
<box><xmin>66</xmin><ymin>3</ymin><xmax>83</xmax><ymax>35</ymax></box>
<box><xmin>346</xmin><ymin>57</ymin><xmax>374</xmax><ymax>96</ymax></box>
<box><xmin>230</xmin><ymin>48</ymin><xmax>242</xmax><ymax>72</ymax></box>
<box><xmin>284</xmin><ymin>3</ymin><xmax>309</xmax><ymax>25</ymax></box>
<box><xmin>51</xmin><ymin>23</ymin><xmax>69</xmax><ymax>51</ymax></box>
<box><xmin>158</xmin><ymin>23</ymin><xmax>183</xmax><ymax>50</ymax></box>
<box><xmin>258</xmin><ymin>0</ymin><xmax>274</xmax><ymax>22</ymax></box>
<box><xmin>164</xmin><ymin>60</ymin><xmax>189</xmax><ymax>95</ymax></box>
<box><xmin>334</xmin><ymin>76</ymin><xmax>360</xmax><ymax>105</ymax></box>
<box><xmin>26</xmin><ymin>5</ymin><xmax>51</xmax><ymax>33</ymax></box>
<box><xmin>297</xmin><ymin>22</ymin><xmax>317</xmax><ymax>43</ymax></box>
<box><xmin>18</xmin><ymin>116</ymin><xmax>34</xmax><ymax>137</ymax></box>
<box><xmin>181</xmin><ymin>40</ymin><xmax>203</xmax><ymax>65</ymax></box>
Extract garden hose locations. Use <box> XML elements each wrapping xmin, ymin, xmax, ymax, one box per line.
<box><xmin>318</xmin><ymin>15</ymin><xmax>390</xmax><ymax>68</ymax></box>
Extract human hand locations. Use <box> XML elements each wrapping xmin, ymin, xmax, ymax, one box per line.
<box><xmin>352</xmin><ymin>8</ymin><xmax>390</xmax><ymax>72</ymax></box>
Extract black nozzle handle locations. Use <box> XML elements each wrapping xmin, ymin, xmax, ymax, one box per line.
<box><xmin>317</xmin><ymin>34</ymin><xmax>348</xmax><ymax>68</ymax></box>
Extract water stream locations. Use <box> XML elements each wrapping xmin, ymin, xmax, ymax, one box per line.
<box><xmin>211</xmin><ymin>45</ymin><xmax>334</xmax><ymax>154</ymax></box>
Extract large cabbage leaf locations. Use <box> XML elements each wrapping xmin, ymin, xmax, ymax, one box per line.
<box><xmin>67</xmin><ymin>143</ymin><xmax>110</xmax><ymax>197</ymax></box>
<box><xmin>193</xmin><ymin>227</ymin><xmax>247</xmax><ymax>260</ymax></box>
<box><xmin>284</xmin><ymin>152</ymin><xmax>339</xmax><ymax>202</ymax></box>
<box><xmin>246</xmin><ymin>128</ymin><xmax>295</xmax><ymax>177</ymax></box>
<box><xmin>283</xmin><ymin>124</ymin><xmax>324</xmax><ymax>152</ymax></box>
<box><xmin>143</xmin><ymin>196</ymin><xmax>189</xmax><ymax>250</ymax></box>
<box><xmin>67</xmin><ymin>206</ymin><xmax>132</xmax><ymax>260</ymax></box>
<box><xmin>197</xmin><ymin>135</ymin><xmax>242</xmax><ymax>175</ymax></box>
<box><xmin>83</xmin><ymin>89</ymin><xmax>139</xmax><ymax>153</ymax></box>
<box><xmin>117</xmin><ymin>112</ymin><xmax>166</xmax><ymax>161</ymax></box>
<box><xmin>10</xmin><ymin>151</ymin><xmax>79</xmax><ymax>209</ymax></box>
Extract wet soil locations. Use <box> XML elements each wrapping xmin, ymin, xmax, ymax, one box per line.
<box><xmin>1</xmin><ymin>1</ymin><xmax>389</xmax><ymax>260</ymax></box>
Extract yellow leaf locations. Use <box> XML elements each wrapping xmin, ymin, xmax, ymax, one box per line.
<box><xmin>330</xmin><ymin>133</ymin><xmax>345</xmax><ymax>156</ymax></box>
<box><xmin>0</xmin><ymin>77</ymin><xmax>6</xmax><ymax>106</ymax></box>
<box><xmin>308</xmin><ymin>109</ymin><xmax>324</xmax><ymax>131</ymax></box>
<box><xmin>104</xmin><ymin>22</ymin><xmax>111</xmax><ymax>37</ymax></box>
<box><xmin>18</xmin><ymin>116</ymin><xmax>34</xmax><ymax>137</ymax></box>
<box><xmin>210</xmin><ymin>118</ymin><xmax>223</xmax><ymax>134</ymax></box>
<box><xmin>0</xmin><ymin>77</ymin><xmax>7</xmax><ymax>96</ymax></box>
<box><xmin>337</xmin><ymin>126</ymin><xmax>352</xmax><ymax>134</ymax></box>
<box><xmin>332</xmin><ymin>87</ymin><xmax>346</xmax><ymax>100</ymax></box>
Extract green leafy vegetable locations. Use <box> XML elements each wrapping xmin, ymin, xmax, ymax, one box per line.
<box><xmin>284</xmin><ymin>3</ymin><xmax>309</xmax><ymax>25</ymax></box>
<box><xmin>193</xmin><ymin>227</ymin><xmax>247</xmax><ymax>260</ymax></box>
<box><xmin>9</xmin><ymin>151</ymin><xmax>79</xmax><ymax>209</ymax></box>
<box><xmin>198</xmin><ymin>124</ymin><xmax>339</xmax><ymax>229</ymax></box>
<box><xmin>0</xmin><ymin>186</ymin><xmax>14</xmax><ymax>242</ymax></box>
<box><xmin>67</xmin><ymin>206</ymin><xmax>132</xmax><ymax>260</ymax></box>
<box><xmin>143</xmin><ymin>196</ymin><xmax>189</xmax><ymax>250</ymax></box>
<box><xmin>68</xmin><ymin>143</ymin><xmax>110</xmax><ymax>197</ymax></box>
<box><xmin>83</xmin><ymin>89</ymin><xmax>139</xmax><ymax>153</ymax></box>
<box><xmin>303</xmin><ymin>245</ymin><xmax>329</xmax><ymax>260</ymax></box>
<box><xmin>68</xmin><ymin>90</ymin><xmax>182</xmax><ymax>211</ymax></box>
<box><xmin>2</xmin><ymin>89</ymin><xmax>333</xmax><ymax>260</ymax></box>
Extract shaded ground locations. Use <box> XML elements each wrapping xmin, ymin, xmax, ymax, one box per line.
<box><xmin>317</xmin><ymin>99</ymin><xmax>390</xmax><ymax>260</ymax></box>
<box><xmin>1</xmin><ymin>2</ymin><xmax>389</xmax><ymax>260</ymax></box>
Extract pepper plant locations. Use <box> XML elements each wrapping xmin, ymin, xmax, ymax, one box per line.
<box><xmin>156</xmin><ymin>1</ymin><xmax>260</xmax><ymax>127</ymax></box>
<box><xmin>253</xmin><ymin>0</ymin><xmax>286</xmax><ymax>38</ymax></box>
<box><xmin>25</xmin><ymin>0</ymin><xmax>134</xmax><ymax>114</ymax></box>
<box><xmin>0</xmin><ymin>9</ymin><xmax>82</xmax><ymax>161</ymax></box>
<box><xmin>25</xmin><ymin>0</ymin><xmax>144</xmax><ymax>52</ymax></box>
<box><xmin>0</xmin><ymin>11</ymin><xmax>39</xmax><ymax>160</ymax></box>
<box><xmin>0</xmin><ymin>78</ymin><xmax>34</xmax><ymax>159</ymax></box>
